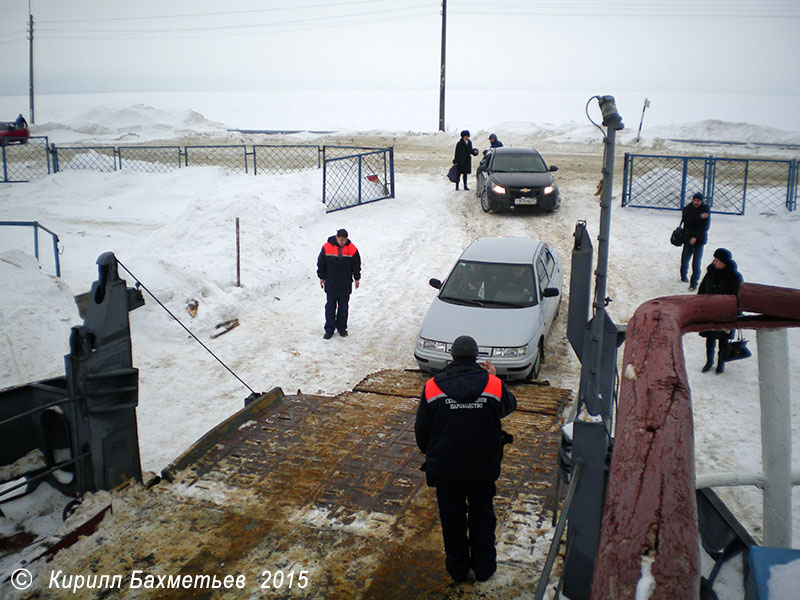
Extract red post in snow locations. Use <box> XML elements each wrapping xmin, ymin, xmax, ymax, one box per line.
<box><xmin>235</xmin><ymin>218</ymin><xmax>241</xmax><ymax>288</ymax></box>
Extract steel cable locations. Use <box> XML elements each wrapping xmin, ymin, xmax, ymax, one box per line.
<box><xmin>115</xmin><ymin>258</ymin><xmax>258</xmax><ymax>396</ymax></box>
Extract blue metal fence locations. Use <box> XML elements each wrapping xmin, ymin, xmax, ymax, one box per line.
<box><xmin>2</xmin><ymin>140</ymin><xmax>395</xmax><ymax>210</ymax></box>
<box><xmin>622</xmin><ymin>153</ymin><xmax>798</xmax><ymax>214</ymax></box>
<box><xmin>0</xmin><ymin>220</ymin><xmax>61</xmax><ymax>276</ymax></box>
<box><xmin>1</xmin><ymin>136</ymin><xmax>51</xmax><ymax>182</ymax></box>
<box><xmin>322</xmin><ymin>147</ymin><xmax>395</xmax><ymax>212</ymax></box>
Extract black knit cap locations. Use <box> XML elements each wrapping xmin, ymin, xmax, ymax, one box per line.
<box><xmin>692</xmin><ymin>192</ymin><xmax>704</xmax><ymax>201</ymax></box>
<box><xmin>451</xmin><ymin>335</ymin><xmax>478</xmax><ymax>361</ymax></box>
<box><xmin>460</xmin><ymin>130</ymin><xmax>470</xmax><ymax>137</ymax></box>
<box><xmin>713</xmin><ymin>248</ymin><xmax>732</xmax><ymax>265</ymax></box>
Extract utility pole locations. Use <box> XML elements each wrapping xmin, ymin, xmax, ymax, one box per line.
<box><xmin>438</xmin><ymin>0</ymin><xmax>446</xmax><ymax>132</ymax></box>
<box><xmin>28</xmin><ymin>8</ymin><xmax>35</xmax><ymax>124</ymax></box>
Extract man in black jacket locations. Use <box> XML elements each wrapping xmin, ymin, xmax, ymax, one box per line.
<box><xmin>316</xmin><ymin>228</ymin><xmax>361</xmax><ymax>339</ymax></box>
<box><xmin>680</xmin><ymin>191</ymin><xmax>711</xmax><ymax>290</ymax></box>
<box><xmin>415</xmin><ymin>335</ymin><xmax>517</xmax><ymax>583</ymax></box>
<box><xmin>697</xmin><ymin>248</ymin><xmax>743</xmax><ymax>374</ymax></box>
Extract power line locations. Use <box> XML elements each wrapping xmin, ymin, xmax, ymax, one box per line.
<box><xmin>37</xmin><ymin>0</ymin><xmax>425</xmax><ymax>24</ymax></box>
<box><xmin>35</xmin><ymin>9</ymin><xmax>436</xmax><ymax>40</ymax></box>
<box><xmin>35</xmin><ymin>4</ymin><xmax>434</xmax><ymax>37</ymax></box>
<box><xmin>450</xmin><ymin>0</ymin><xmax>800</xmax><ymax>17</ymax></box>
<box><xmin>0</xmin><ymin>37</ymin><xmax>26</xmax><ymax>47</ymax></box>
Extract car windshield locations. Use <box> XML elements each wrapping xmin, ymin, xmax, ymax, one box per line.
<box><xmin>491</xmin><ymin>153</ymin><xmax>547</xmax><ymax>173</ymax></box>
<box><xmin>439</xmin><ymin>261</ymin><xmax>537</xmax><ymax>307</ymax></box>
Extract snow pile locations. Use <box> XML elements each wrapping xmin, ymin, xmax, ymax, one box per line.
<box><xmin>770</xmin><ymin>558</ymin><xmax>800</xmax><ymax>598</ymax></box>
<box><xmin>32</xmin><ymin>103</ymin><xmax>229</xmax><ymax>144</ymax></box>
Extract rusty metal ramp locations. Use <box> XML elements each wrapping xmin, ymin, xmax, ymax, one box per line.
<box><xmin>34</xmin><ymin>370</ymin><xmax>570</xmax><ymax>599</ymax></box>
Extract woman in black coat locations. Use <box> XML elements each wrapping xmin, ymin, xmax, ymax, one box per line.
<box><xmin>453</xmin><ymin>130</ymin><xmax>478</xmax><ymax>191</ymax></box>
<box><xmin>697</xmin><ymin>248</ymin><xmax>743</xmax><ymax>374</ymax></box>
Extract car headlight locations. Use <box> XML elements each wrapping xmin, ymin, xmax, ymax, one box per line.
<box><xmin>544</xmin><ymin>184</ymin><xmax>556</xmax><ymax>195</ymax></box>
<box><xmin>492</xmin><ymin>346</ymin><xmax>528</xmax><ymax>358</ymax></box>
<box><xmin>418</xmin><ymin>337</ymin><xmax>448</xmax><ymax>353</ymax></box>
<box><xmin>491</xmin><ymin>183</ymin><xmax>507</xmax><ymax>194</ymax></box>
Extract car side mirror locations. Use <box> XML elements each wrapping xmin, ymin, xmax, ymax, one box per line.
<box><xmin>549</xmin><ymin>165</ymin><xmax>559</xmax><ymax>172</ymax></box>
<box><xmin>429</xmin><ymin>278</ymin><xmax>442</xmax><ymax>289</ymax></box>
<box><xmin>542</xmin><ymin>287</ymin><xmax>560</xmax><ymax>298</ymax></box>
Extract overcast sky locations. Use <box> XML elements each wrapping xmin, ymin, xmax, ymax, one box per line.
<box><xmin>1</xmin><ymin>0</ymin><xmax>799</xmax><ymax>97</ymax></box>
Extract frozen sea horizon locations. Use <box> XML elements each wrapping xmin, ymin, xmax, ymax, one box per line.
<box><xmin>2</xmin><ymin>88</ymin><xmax>799</xmax><ymax>135</ymax></box>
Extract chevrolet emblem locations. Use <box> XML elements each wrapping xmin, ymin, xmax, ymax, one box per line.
<box><xmin>520</xmin><ymin>188</ymin><xmax>531</xmax><ymax>193</ymax></box>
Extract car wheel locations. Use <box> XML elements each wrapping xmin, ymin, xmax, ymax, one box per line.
<box><xmin>481</xmin><ymin>189</ymin><xmax>493</xmax><ymax>213</ymax></box>
<box><xmin>527</xmin><ymin>339</ymin><xmax>543</xmax><ymax>380</ymax></box>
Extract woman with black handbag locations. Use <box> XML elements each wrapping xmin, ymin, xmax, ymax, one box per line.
<box><xmin>697</xmin><ymin>248</ymin><xmax>743</xmax><ymax>374</ymax></box>
<box><xmin>452</xmin><ymin>130</ymin><xmax>479</xmax><ymax>191</ymax></box>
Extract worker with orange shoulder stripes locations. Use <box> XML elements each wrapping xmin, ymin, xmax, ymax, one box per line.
<box><xmin>414</xmin><ymin>335</ymin><xmax>517</xmax><ymax>584</ymax></box>
<box><xmin>316</xmin><ymin>228</ymin><xmax>361</xmax><ymax>339</ymax></box>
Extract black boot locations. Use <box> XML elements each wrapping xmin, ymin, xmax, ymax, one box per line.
<box><xmin>716</xmin><ymin>339</ymin><xmax>728</xmax><ymax>374</ymax></box>
<box><xmin>701</xmin><ymin>338</ymin><xmax>715</xmax><ymax>372</ymax></box>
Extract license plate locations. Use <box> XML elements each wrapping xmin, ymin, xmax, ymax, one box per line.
<box><xmin>515</xmin><ymin>197</ymin><xmax>537</xmax><ymax>205</ymax></box>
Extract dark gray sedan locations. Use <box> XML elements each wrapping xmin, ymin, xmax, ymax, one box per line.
<box><xmin>475</xmin><ymin>147</ymin><xmax>560</xmax><ymax>213</ymax></box>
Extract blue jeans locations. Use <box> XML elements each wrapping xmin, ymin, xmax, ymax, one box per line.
<box><xmin>680</xmin><ymin>242</ymin><xmax>705</xmax><ymax>287</ymax></box>
<box><xmin>324</xmin><ymin>293</ymin><xmax>350</xmax><ymax>333</ymax></box>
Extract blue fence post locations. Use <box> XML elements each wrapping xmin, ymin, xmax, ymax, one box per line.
<box><xmin>322</xmin><ymin>157</ymin><xmax>327</xmax><ymax>206</ymax></box>
<box><xmin>33</xmin><ymin>222</ymin><xmax>40</xmax><ymax>262</ymax></box>
<box><xmin>789</xmin><ymin>159</ymin><xmax>798</xmax><ymax>211</ymax></box>
<box><xmin>621</xmin><ymin>153</ymin><xmax>630</xmax><ymax>206</ymax></box>
<box><xmin>52</xmin><ymin>232</ymin><xmax>61</xmax><ymax>277</ymax></box>
<box><xmin>679</xmin><ymin>158</ymin><xmax>689</xmax><ymax>208</ymax></box>
<box><xmin>51</xmin><ymin>143</ymin><xmax>59</xmax><ymax>173</ymax></box>
<box><xmin>46</xmin><ymin>137</ymin><xmax>52</xmax><ymax>174</ymax></box>
<box><xmin>389</xmin><ymin>148</ymin><xmax>395</xmax><ymax>198</ymax></box>
<box><xmin>2</xmin><ymin>139</ymin><xmax>7</xmax><ymax>182</ymax></box>
<box><xmin>741</xmin><ymin>160</ymin><xmax>749</xmax><ymax>215</ymax></box>
<box><xmin>358</xmin><ymin>155</ymin><xmax>363</xmax><ymax>206</ymax></box>
<box><xmin>706</xmin><ymin>155</ymin><xmax>715</xmax><ymax>209</ymax></box>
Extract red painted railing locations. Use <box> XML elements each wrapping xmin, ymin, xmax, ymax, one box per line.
<box><xmin>591</xmin><ymin>283</ymin><xmax>800</xmax><ymax>599</ymax></box>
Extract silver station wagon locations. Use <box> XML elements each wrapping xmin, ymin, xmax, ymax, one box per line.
<box><xmin>414</xmin><ymin>236</ymin><xmax>562</xmax><ymax>380</ymax></box>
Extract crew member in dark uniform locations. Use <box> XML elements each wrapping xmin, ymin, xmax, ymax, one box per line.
<box><xmin>415</xmin><ymin>335</ymin><xmax>517</xmax><ymax>583</ymax></box>
<box><xmin>316</xmin><ymin>228</ymin><xmax>361</xmax><ymax>339</ymax></box>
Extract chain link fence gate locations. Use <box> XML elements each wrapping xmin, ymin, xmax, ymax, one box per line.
<box><xmin>4</xmin><ymin>140</ymin><xmax>397</xmax><ymax>212</ymax></box>
<box><xmin>322</xmin><ymin>147</ymin><xmax>395</xmax><ymax>212</ymax></box>
<box><xmin>622</xmin><ymin>153</ymin><xmax>798</xmax><ymax>215</ymax></box>
<box><xmin>1</xmin><ymin>137</ymin><xmax>51</xmax><ymax>182</ymax></box>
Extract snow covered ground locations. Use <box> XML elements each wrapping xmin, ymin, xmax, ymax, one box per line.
<box><xmin>1</xmin><ymin>91</ymin><xmax>800</xmax><ymax>597</ymax></box>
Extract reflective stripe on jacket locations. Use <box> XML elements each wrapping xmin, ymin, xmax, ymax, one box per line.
<box><xmin>423</xmin><ymin>374</ymin><xmax>503</xmax><ymax>404</ymax></box>
<box><xmin>316</xmin><ymin>236</ymin><xmax>361</xmax><ymax>295</ymax></box>
<box><xmin>414</xmin><ymin>361</ymin><xmax>516</xmax><ymax>487</ymax></box>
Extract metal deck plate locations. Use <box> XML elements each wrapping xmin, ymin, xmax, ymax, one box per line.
<box><xmin>38</xmin><ymin>370</ymin><xmax>570</xmax><ymax>598</ymax></box>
